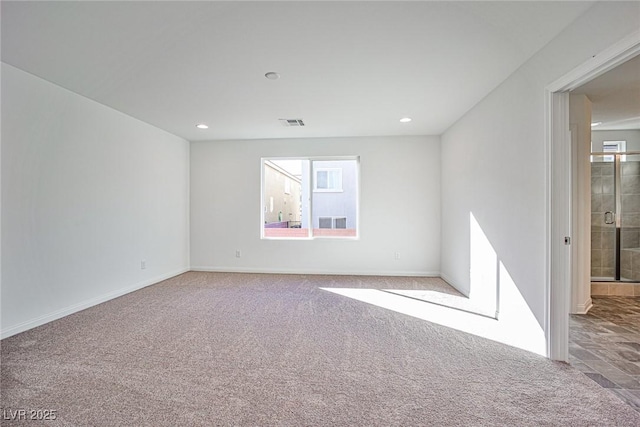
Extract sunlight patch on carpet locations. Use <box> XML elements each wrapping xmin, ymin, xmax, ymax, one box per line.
<box><xmin>321</xmin><ymin>283</ymin><xmax>546</xmax><ymax>356</ymax></box>
<box><xmin>380</xmin><ymin>289</ymin><xmax>495</xmax><ymax>318</ymax></box>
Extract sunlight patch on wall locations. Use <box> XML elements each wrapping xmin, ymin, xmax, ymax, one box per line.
<box><xmin>469</xmin><ymin>212</ymin><xmax>497</xmax><ymax>315</ymax></box>
<box><xmin>319</xmin><ymin>212</ymin><xmax>546</xmax><ymax>356</ymax></box>
<box><xmin>496</xmin><ymin>261</ymin><xmax>546</xmax><ymax>354</ymax></box>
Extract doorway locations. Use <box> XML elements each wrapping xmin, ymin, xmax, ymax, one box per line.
<box><xmin>564</xmin><ymin>52</ymin><xmax>640</xmax><ymax>412</ymax></box>
<box><xmin>547</xmin><ymin>31</ymin><xmax>640</xmax><ymax>362</ymax></box>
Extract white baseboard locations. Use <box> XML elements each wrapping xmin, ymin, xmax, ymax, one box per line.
<box><xmin>439</xmin><ymin>272</ymin><xmax>470</xmax><ymax>298</ymax></box>
<box><xmin>1</xmin><ymin>268</ymin><xmax>189</xmax><ymax>340</ymax></box>
<box><xmin>190</xmin><ymin>266</ymin><xmax>441</xmax><ymax>278</ymax></box>
<box><xmin>572</xmin><ymin>298</ymin><xmax>593</xmax><ymax>315</ymax></box>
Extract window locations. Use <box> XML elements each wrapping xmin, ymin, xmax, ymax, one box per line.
<box><xmin>262</xmin><ymin>157</ymin><xmax>358</xmax><ymax>239</ymax></box>
<box><xmin>314</xmin><ymin>168</ymin><xmax>342</xmax><ymax>191</ymax></box>
<box><xmin>602</xmin><ymin>140</ymin><xmax>625</xmax><ymax>152</ymax></box>
<box><xmin>319</xmin><ymin>217</ymin><xmax>333</xmax><ymax>229</ymax></box>
<box><xmin>334</xmin><ymin>217</ymin><xmax>347</xmax><ymax>229</ymax></box>
<box><xmin>601</xmin><ymin>140</ymin><xmax>626</xmax><ymax>162</ymax></box>
<box><xmin>318</xmin><ymin>216</ymin><xmax>347</xmax><ymax>229</ymax></box>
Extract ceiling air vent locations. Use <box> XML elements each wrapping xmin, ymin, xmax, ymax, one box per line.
<box><xmin>279</xmin><ymin>118</ymin><xmax>305</xmax><ymax>127</ymax></box>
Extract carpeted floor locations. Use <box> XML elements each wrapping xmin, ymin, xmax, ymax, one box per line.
<box><xmin>2</xmin><ymin>272</ymin><xmax>639</xmax><ymax>426</ymax></box>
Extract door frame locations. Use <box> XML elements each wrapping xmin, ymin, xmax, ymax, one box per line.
<box><xmin>546</xmin><ymin>30</ymin><xmax>640</xmax><ymax>361</ymax></box>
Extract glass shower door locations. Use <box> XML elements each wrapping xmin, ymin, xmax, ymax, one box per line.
<box><xmin>620</xmin><ymin>154</ymin><xmax>640</xmax><ymax>281</ymax></box>
<box><xmin>591</xmin><ymin>153</ymin><xmax>640</xmax><ymax>282</ymax></box>
<box><xmin>591</xmin><ymin>155</ymin><xmax>616</xmax><ymax>280</ymax></box>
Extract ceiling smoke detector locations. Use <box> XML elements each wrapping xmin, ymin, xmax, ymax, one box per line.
<box><xmin>279</xmin><ymin>118</ymin><xmax>305</xmax><ymax>127</ymax></box>
<box><xmin>265</xmin><ymin>72</ymin><xmax>280</xmax><ymax>80</ymax></box>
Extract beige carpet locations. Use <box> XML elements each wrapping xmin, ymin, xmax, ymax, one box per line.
<box><xmin>1</xmin><ymin>272</ymin><xmax>639</xmax><ymax>426</ymax></box>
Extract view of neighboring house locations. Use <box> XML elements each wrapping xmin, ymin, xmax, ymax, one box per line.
<box><xmin>263</xmin><ymin>160</ymin><xmax>302</xmax><ymax>229</ymax></box>
<box><xmin>303</xmin><ymin>159</ymin><xmax>358</xmax><ymax>237</ymax></box>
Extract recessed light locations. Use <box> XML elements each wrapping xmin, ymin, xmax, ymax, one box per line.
<box><xmin>591</xmin><ymin>122</ymin><xmax>602</xmax><ymax>127</ymax></box>
<box><xmin>196</xmin><ymin>123</ymin><xmax>209</xmax><ymax>129</ymax></box>
<box><xmin>400</xmin><ymin>117</ymin><xmax>412</xmax><ymax>123</ymax></box>
<box><xmin>265</xmin><ymin>72</ymin><xmax>280</xmax><ymax>80</ymax></box>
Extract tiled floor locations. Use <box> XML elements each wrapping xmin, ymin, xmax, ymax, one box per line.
<box><xmin>569</xmin><ymin>296</ymin><xmax>640</xmax><ymax>412</ymax></box>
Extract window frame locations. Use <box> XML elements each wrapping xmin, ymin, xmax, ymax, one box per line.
<box><xmin>261</xmin><ymin>156</ymin><xmax>359</xmax><ymax>240</ymax></box>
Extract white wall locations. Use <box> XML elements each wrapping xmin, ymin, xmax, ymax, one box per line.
<box><xmin>191</xmin><ymin>136</ymin><xmax>440</xmax><ymax>276</ymax></box>
<box><xmin>440</xmin><ymin>1</ymin><xmax>640</xmax><ymax>349</ymax></box>
<box><xmin>592</xmin><ymin>130</ymin><xmax>640</xmax><ymax>152</ymax></box>
<box><xmin>1</xmin><ymin>64</ymin><xmax>190</xmax><ymax>338</ymax></box>
<box><xmin>570</xmin><ymin>94</ymin><xmax>593</xmax><ymax>314</ymax></box>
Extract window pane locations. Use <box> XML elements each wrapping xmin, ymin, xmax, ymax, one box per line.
<box><xmin>311</xmin><ymin>160</ymin><xmax>357</xmax><ymax>237</ymax></box>
<box><xmin>319</xmin><ymin>217</ymin><xmax>332</xmax><ymax>229</ymax></box>
<box><xmin>317</xmin><ymin>170</ymin><xmax>328</xmax><ymax>189</ymax></box>
<box><xmin>315</xmin><ymin>168</ymin><xmax>342</xmax><ymax>191</ymax></box>
<box><xmin>328</xmin><ymin>170</ymin><xmax>341</xmax><ymax>190</ymax></box>
<box><xmin>263</xmin><ymin>160</ymin><xmax>309</xmax><ymax>238</ymax></box>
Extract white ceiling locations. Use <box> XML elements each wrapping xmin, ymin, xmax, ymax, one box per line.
<box><xmin>573</xmin><ymin>54</ymin><xmax>640</xmax><ymax>131</ymax></box>
<box><xmin>1</xmin><ymin>1</ymin><xmax>596</xmax><ymax>141</ymax></box>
